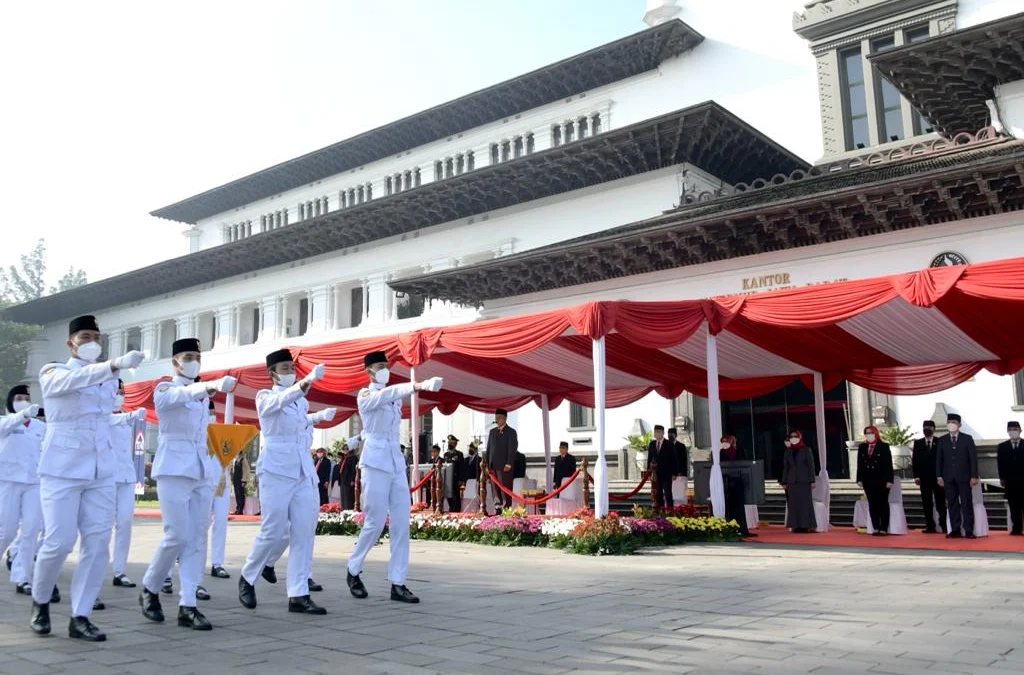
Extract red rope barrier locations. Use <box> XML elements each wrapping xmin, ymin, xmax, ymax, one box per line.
<box><xmin>587</xmin><ymin>472</ymin><xmax>651</xmax><ymax>501</ymax></box>
<box><xmin>409</xmin><ymin>470</ymin><xmax>435</xmax><ymax>493</ymax></box>
<box><xmin>485</xmin><ymin>469</ymin><xmax>582</xmax><ymax>505</ymax></box>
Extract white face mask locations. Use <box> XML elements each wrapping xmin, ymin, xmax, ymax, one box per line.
<box><xmin>12</xmin><ymin>400</ymin><xmax>30</xmax><ymax>413</ymax></box>
<box><xmin>114</xmin><ymin>395</ymin><xmax>125</xmax><ymax>409</ymax></box>
<box><xmin>374</xmin><ymin>368</ymin><xmax>390</xmax><ymax>385</ymax></box>
<box><xmin>77</xmin><ymin>341</ymin><xmax>102</xmax><ymax>363</ymax></box>
<box><xmin>947</xmin><ymin>423</ymin><xmax>959</xmax><ymax>434</ymax></box>
<box><xmin>1010</xmin><ymin>430</ymin><xmax>1020</xmax><ymax>440</ymax></box>
<box><xmin>865</xmin><ymin>434</ymin><xmax>876</xmax><ymax>443</ymax></box>
<box><xmin>178</xmin><ymin>360</ymin><xmax>201</xmax><ymax>379</ymax></box>
<box><xmin>276</xmin><ymin>373</ymin><xmax>296</xmax><ymax>388</ymax></box>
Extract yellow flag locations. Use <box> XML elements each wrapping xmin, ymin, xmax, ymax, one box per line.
<box><xmin>207</xmin><ymin>423</ymin><xmax>259</xmax><ymax>469</ymax></box>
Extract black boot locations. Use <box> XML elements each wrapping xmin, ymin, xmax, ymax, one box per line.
<box><xmin>238</xmin><ymin>576</ymin><xmax>257</xmax><ymax>609</ymax></box>
<box><xmin>140</xmin><ymin>589</ymin><xmax>165</xmax><ymax>623</ymax></box>
<box><xmin>390</xmin><ymin>584</ymin><xmax>419</xmax><ymax>604</ymax></box>
<box><xmin>15</xmin><ymin>582</ymin><xmax>31</xmax><ymax>595</ymax></box>
<box><xmin>68</xmin><ymin>616</ymin><xmax>106</xmax><ymax>642</ymax></box>
<box><xmin>29</xmin><ymin>601</ymin><xmax>50</xmax><ymax>635</ymax></box>
<box><xmin>347</xmin><ymin>572</ymin><xmax>367</xmax><ymax>599</ymax></box>
<box><xmin>93</xmin><ymin>599</ymin><xmax>105</xmax><ymax>611</ymax></box>
<box><xmin>177</xmin><ymin>605</ymin><xmax>212</xmax><ymax>630</ymax></box>
<box><xmin>261</xmin><ymin>566</ymin><xmax>277</xmax><ymax>584</ymax></box>
<box><xmin>288</xmin><ymin>595</ymin><xmax>327</xmax><ymax>615</ymax></box>
<box><xmin>196</xmin><ymin>585</ymin><xmax>211</xmax><ymax>601</ymax></box>
<box><xmin>50</xmin><ymin>586</ymin><xmax>60</xmax><ymax>603</ymax></box>
<box><xmin>307</xmin><ymin>578</ymin><xmax>323</xmax><ymax>592</ymax></box>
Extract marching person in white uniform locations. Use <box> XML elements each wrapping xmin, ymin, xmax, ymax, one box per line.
<box><xmin>206</xmin><ymin>399</ymin><xmax>232</xmax><ymax>581</ymax></box>
<box><xmin>139</xmin><ymin>338</ymin><xmax>235</xmax><ymax>631</ymax></box>
<box><xmin>30</xmin><ymin>314</ymin><xmax>146</xmax><ymax>641</ymax></box>
<box><xmin>1</xmin><ymin>385</ymin><xmax>43</xmax><ymax>596</ymax></box>
<box><xmin>110</xmin><ymin>380</ymin><xmax>146</xmax><ymax>589</ymax></box>
<box><xmin>346</xmin><ymin>350</ymin><xmax>442</xmax><ymax>604</ymax></box>
<box><xmin>238</xmin><ymin>349</ymin><xmax>329</xmax><ymax>614</ymax></box>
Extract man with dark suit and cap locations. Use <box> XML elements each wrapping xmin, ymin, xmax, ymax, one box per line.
<box><xmin>442</xmin><ymin>435</ymin><xmax>465</xmax><ymax>513</ymax></box>
<box><xmin>647</xmin><ymin>425</ymin><xmax>678</xmax><ymax>509</ymax></box>
<box><xmin>997</xmin><ymin>421</ymin><xmax>1024</xmax><ymax>535</ymax></box>
<box><xmin>552</xmin><ymin>441</ymin><xmax>576</xmax><ymax>490</ymax></box>
<box><xmin>31</xmin><ymin>315</ymin><xmax>146</xmax><ymax>641</ymax></box>
<box><xmin>346</xmin><ymin>351</ymin><xmax>442</xmax><ymax>604</ymax></box>
<box><xmin>486</xmin><ymin>408</ymin><xmax>518</xmax><ymax>511</ymax></box>
<box><xmin>935</xmin><ymin>413</ymin><xmax>979</xmax><ymax>539</ymax></box>
<box><xmin>912</xmin><ymin>420</ymin><xmax>945</xmax><ymax>533</ymax></box>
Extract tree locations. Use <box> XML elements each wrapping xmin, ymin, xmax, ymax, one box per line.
<box><xmin>50</xmin><ymin>267</ymin><xmax>89</xmax><ymax>294</ymax></box>
<box><xmin>0</xmin><ymin>239</ymin><xmax>46</xmax><ymax>303</ymax></box>
<box><xmin>0</xmin><ymin>307</ymin><xmax>40</xmax><ymax>397</ymax></box>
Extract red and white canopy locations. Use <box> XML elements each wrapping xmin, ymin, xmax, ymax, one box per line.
<box><xmin>124</xmin><ymin>256</ymin><xmax>1024</xmax><ymax>428</ymax></box>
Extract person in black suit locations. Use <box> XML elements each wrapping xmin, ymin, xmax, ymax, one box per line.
<box><xmin>331</xmin><ymin>445</ymin><xmax>357</xmax><ymax>510</ymax></box>
<box><xmin>997</xmin><ymin>420</ymin><xmax>1024</xmax><ymax>535</ymax></box>
<box><xmin>486</xmin><ymin>409</ymin><xmax>518</xmax><ymax>509</ymax></box>
<box><xmin>668</xmin><ymin>428</ymin><xmax>688</xmax><ymax>480</ymax></box>
<box><xmin>936</xmin><ymin>413</ymin><xmax>979</xmax><ymax>538</ymax></box>
<box><xmin>464</xmin><ymin>441</ymin><xmax>482</xmax><ymax>483</ymax></box>
<box><xmin>313</xmin><ymin>447</ymin><xmax>332</xmax><ymax>505</ymax></box>
<box><xmin>442</xmin><ymin>435</ymin><xmax>465</xmax><ymax>513</ymax></box>
<box><xmin>552</xmin><ymin>441</ymin><xmax>576</xmax><ymax>490</ymax></box>
<box><xmin>912</xmin><ymin>420</ymin><xmax>945</xmax><ymax>533</ymax></box>
<box><xmin>856</xmin><ymin>425</ymin><xmax>894</xmax><ymax>535</ymax></box>
<box><xmin>231</xmin><ymin>454</ymin><xmax>249</xmax><ymax>515</ymax></box>
<box><xmin>426</xmin><ymin>444</ymin><xmax>442</xmax><ymax>507</ymax></box>
<box><xmin>647</xmin><ymin>425</ymin><xmax>677</xmax><ymax>509</ymax></box>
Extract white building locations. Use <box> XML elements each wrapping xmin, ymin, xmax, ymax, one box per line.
<box><xmin>7</xmin><ymin>0</ymin><xmax>1024</xmax><ymax>482</ymax></box>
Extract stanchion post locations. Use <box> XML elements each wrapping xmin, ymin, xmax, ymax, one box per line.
<box><xmin>433</xmin><ymin>470</ymin><xmax>442</xmax><ymax>514</ymax></box>
<box><xmin>650</xmin><ymin>467</ymin><xmax>658</xmax><ymax>510</ymax></box>
<box><xmin>478</xmin><ymin>461</ymin><xmax>487</xmax><ymax>515</ymax></box>
<box><xmin>354</xmin><ymin>466</ymin><xmax>362</xmax><ymax>512</ymax></box>
<box><xmin>581</xmin><ymin>457</ymin><xmax>590</xmax><ymax>512</ymax></box>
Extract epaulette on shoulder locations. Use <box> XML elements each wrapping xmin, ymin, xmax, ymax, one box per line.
<box><xmin>359</xmin><ymin>388</ymin><xmax>370</xmax><ymax>397</ymax></box>
<box><xmin>39</xmin><ymin>363</ymin><xmax>67</xmax><ymax>377</ymax></box>
<box><xmin>157</xmin><ymin>383</ymin><xmax>171</xmax><ymax>393</ymax></box>
<box><xmin>256</xmin><ymin>389</ymin><xmax>271</xmax><ymax>398</ymax></box>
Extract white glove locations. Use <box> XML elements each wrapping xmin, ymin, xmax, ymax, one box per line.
<box><xmin>130</xmin><ymin>408</ymin><xmax>147</xmax><ymax>422</ymax></box>
<box><xmin>302</xmin><ymin>364</ymin><xmax>326</xmax><ymax>385</ymax></box>
<box><xmin>214</xmin><ymin>376</ymin><xmax>237</xmax><ymax>393</ymax></box>
<box><xmin>347</xmin><ymin>435</ymin><xmax>361</xmax><ymax>451</ymax></box>
<box><xmin>321</xmin><ymin>407</ymin><xmax>337</xmax><ymax>422</ymax></box>
<box><xmin>21</xmin><ymin>404</ymin><xmax>40</xmax><ymax>420</ymax></box>
<box><xmin>422</xmin><ymin>376</ymin><xmax>444</xmax><ymax>392</ymax></box>
<box><xmin>113</xmin><ymin>350</ymin><xmax>146</xmax><ymax>370</ymax></box>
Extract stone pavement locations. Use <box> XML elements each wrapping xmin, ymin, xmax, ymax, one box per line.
<box><xmin>2</xmin><ymin>521</ymin><xmax>1024</xmax><ymax>675</ymax></box>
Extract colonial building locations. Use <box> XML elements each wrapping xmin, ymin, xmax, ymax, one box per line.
<box><xmin>5</xmin><ymin>0</ymin><xmax>1024</xmax><ymax>480</ymax></box>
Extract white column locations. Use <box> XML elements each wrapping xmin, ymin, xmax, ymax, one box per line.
<box><xmin>410</xmin><ymin>365</ymin><xmax>420</xmax><ymax>496</ymax></box>
<box><xmin>706</xmin><ymin>333</ymin><xmax>725</xmax><ymax>518</ymax></box>
<box><xmin>592</xmin><ymin>337</ymin><xmax>608</xmax><ymax>518</ymax></box>
<box><xmin>258</xmin><ymin>296</ymin><xmax>280</xmax><ymax>342</ymax></box>
<box><xmin>224</xmin><ymin>391</ymin><xmax>235</xmax><ymax>424</ymax></box>
<box><xmin>140</xmin><ymin>323</ymin><xmax>159</xmax><ymax>360</ymax></box>
<box><xmin>175</xmin><ymin>314</ymin><xmax>195</xmax><ymax>340</ymax></box>
<box><xmin>107</xmin><ymin>330</ymin><xmax>125</xmax><ymax>359</ymax></box>
<box><xmin>307</xmin><ymin>284</ymin><xmax>331</xmax><ymax>334</ymax></box>
<box><xmin>214</xmin><ymin>307</ymin><xmax>235</xmax><ymax>351</ymax></box>
<box><xmin>813</xmin><ymin>371</ymin><xmax>831</xmax><ymax>530</ymax></box>
<box><xmin>360</xmin><ymin>280</ymin><xmax>369</xmax><ymax>325</ymax></box>
<box><xmin>363</xmin><ymin>273</ymin><xmax>389</xmax><ymax>324</ymax></box>
<box><xmin>540</xmin><ymin>394</ymin><xmax>553</xmax><ymax>491</ymax></box>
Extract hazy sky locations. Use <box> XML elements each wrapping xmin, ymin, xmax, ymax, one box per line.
<box><xmin>0</xmin><ymin>0</ymin><xmax>811</xmax><ymax>289</ymax></box>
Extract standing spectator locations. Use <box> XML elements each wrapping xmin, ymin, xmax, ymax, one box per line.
<box><xmin>936</xmin><ymin>413</ymin><xmax>979</xmax><ymax>539</ymax></box>
<box><xmin>668</xmin><ymin>428</ymin><xmax>688</xmax><ymax>479</ymax></box>
<box><xmin>997</xmin><ymin>421</ymin><xmax>1024</xmax><ymax>536</ymax></box>
<box><xmin>781</xmin><ymin>430</ymin><xmax>816</xmax><ymax>533</ymax></box>
<box><xmin>912</xmin><ymin>420</ymin><xmax>945</xmax><ymax>533</ymax></box>
<box><xmin>313</xmin><ymin>448</ymin><xmax>331</xmax><ymax>506</ymax></box>
<box><xmin>857</xmin><ymin>425</ymin><xmax>894</xmax><ymax>536</ymax></box>
<box><xmin>332</xmin><ymin>445</ymin><xmax>357</xmax><ymax>511</ymax></box>
<box><xmin>486</xmin><ymin>409</ymin><xmax>518</xmax><ymax>510</ymax></box>
<box><xmin>647</xmin><ymin>425</ymin><xmax>677</xmax><ymax>509</ymax></box>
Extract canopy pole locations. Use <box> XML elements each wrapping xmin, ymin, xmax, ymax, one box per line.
<box><xmin>592</xmin><ymin>337</ymin><xmax>609</xmax><ymax>518</ymax></box>
<box><xmin>410</xmin><ymin>365</ymin><xmax>420</xmax><ymax>498</ymax></box>
<box><xmin>540</xmin><ymin>394</ymin><xmax>553</xmax><ymax>491</ymax></box>
<box><xmin>706</xmin><ymin>333</ymin><xmax>725</xmax><ymax>518</ymax></box>
<box><xmin>224</xmin><ymin>391</ymin><xmax>235</xmax><ymax>425</ymax></box>
<box><xmin>813</xmin><ymin>371</ymin><xmax>831</xmax><ymax>530</ymax></box>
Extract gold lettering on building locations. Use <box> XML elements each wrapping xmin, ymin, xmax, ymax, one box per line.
<box><xmin>741</xmin><ymin>273</ymin><xmax>791</xmax><ymax>291</ymax></box>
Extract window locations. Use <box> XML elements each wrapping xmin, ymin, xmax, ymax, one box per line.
<box><xmin>905</xmin><ymin>26</ymin><xmax>934</xmax><ymax>134</ymax></box>
<box><xmin>298</xmin><ymin>298</ymin><xmax>308</xmax><ymax>336</ymax></box>
<box><xmin>840</xmin><ymin>46</ymin><xmax>869</xmax><ymax>150</ymax></box>
<box><xmin>591</xmin><ymin>113</ymin><xmax>602</xmax><ymax>135</ymax></box>
<box><xmin>385</xmin><ymin>176</ymin><xmax>393</xmax><ymax>195</ymax></box>
<box><xmin>1015</xmin><ymin>370</ymin><xmax>1024</xmax><ymax>408</ymax></box>
<box><xmin>251</xmin><ymin>307</ymin><xmax>260</xmax><ymax>343</ymax></box>
<box><xmin>350</xmin><ymin>287</ymin><xmax>363</xmax><ymax>327</ymax></box>
<box><xmin>569</xmin><ymin>403</ymin><xmax>594</xmax><ymax>430</ymax></box>
<box><xmin>691</xmin><ymin>395</ymin><xmax>711</xmax><ymax>449</ymax></box>
<box><xmin>871</xmin><ymin>36</ymin><xmax>903</xmax><ymax>142</ymax></box>
<box><xmin>551</xmin><ymin>124</ymin><xmax>562</xmax><ymax>147</ymax></box>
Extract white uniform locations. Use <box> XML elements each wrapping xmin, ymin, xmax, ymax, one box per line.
<box><xmin>142</xmin><ymin>377</ymin><xmax>213</xmax><ymax>607</ymax></box>
<box><xmin>206</xmin><ymin>422</ymin><xmax>229</xmax><ymax>570</ymax></box>
<box><xmin>32</xmin><ymin>359</ymin><xmax>118</xmax><ymax>618</ymax></box>
<box><xmin>240</xmin><ymin>383</ymin><xmax>318</xmax><ymax>598</ymax></box>
<box><xmin>0</xmin><ymin>415</ymin><xmax>44</xmax><ymax>587</ymax></box>
<box><xmin>109</xmin><ymin>410</ymin><xmax>138</xmax><ymax>578</ymax></box>
<box><xmin>347</xmin><ymin>382</ymin><xmax>415</xmax><ymax>585</ymax></box>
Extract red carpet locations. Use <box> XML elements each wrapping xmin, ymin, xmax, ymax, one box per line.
<box><xmin>749</xmin><ymin>524</ymin><xmax>1024</xmax><ymax>553</ymax></box>
<box><xmin>135</xmin><ymin>509</ymin><xmax>260</xmax><ymax>522</ymax></box>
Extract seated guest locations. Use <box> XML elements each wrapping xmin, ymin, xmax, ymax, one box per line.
<box><xmin>719</xmin><ymin>436</ymin><xmax>752</xmax><ymax>537</ymax></box>
<box><xmin>997</xmin><ymin>421</ymin><xmax>1024</xmax><ymax>535</ymax></box>
<box><xmin>552</xmin><ymin>442</ymin><xmax>576</xmax><ymax>490</ymax></box>
<box><xmin>857</xmin><ymin>426</ymin><xmax>894</xmax><ymax>536</ymax></box>
<box><xmin>781</xmin><ymin>430</ymin><xmax>816</xmax><ymax>533</ymax></box>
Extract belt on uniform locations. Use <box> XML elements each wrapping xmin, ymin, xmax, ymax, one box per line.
<box><xmin>162</xmin><ymin>433</ymin><xmax>205</xmax><ymax>442</ymax></box>
<box><xmin>262</xmin><ymin>436</ymin><xmax>303</xmax><ymax>445</ymax></box>
<box><xmin>46</xmin><ymin>417</ymin><xmax>106</xmax><ymax>431</ymax></box>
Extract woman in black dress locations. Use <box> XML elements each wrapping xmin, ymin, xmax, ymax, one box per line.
<box><xmin>782</xmin><ymin>430</ymin><xmax>817</xmax><ymax>533</ymax></box>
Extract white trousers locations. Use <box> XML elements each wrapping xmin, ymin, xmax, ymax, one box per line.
<box><xmin>142</xmin><ymin>476</ymin><xmax>212</xmax><ymax>607</ymax></box>
<box><xmin>208</xmin><ymin>488</ymin><xmax>230</xmax><ymax>567</ymax></box>
<box><xmin>32</xmin><ymin>475</ymin><xmax>114</xmax><ymax>618</ymax></box>
<box><xmin>111</xmin><ymin>482</ymin><xmax>135</xmax><ymax>575</ymax></box>
<box><xmin>0</xmin><ymin>480</ymin><xmax>42</xmax><ymax>585</ymax></box>
<box><xmin>347</xmin><ymin>466</ymin><xmax>410</xmax><ymax>585</ymax></box>
<box><xmin>265</xmin><ymin>523</ymin><xmax>316</xmax><ymax>579</ymax></box>
<box><xmin>241</xmin><ymin>473</ymin><xmax>318</xmax><ymax>598</ymax></box>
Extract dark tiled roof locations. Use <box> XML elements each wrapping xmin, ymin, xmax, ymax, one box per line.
<box><xmin>151</xmin><ymin>20</ymin><xmax>704</xmax><ymax>224</ymax></box>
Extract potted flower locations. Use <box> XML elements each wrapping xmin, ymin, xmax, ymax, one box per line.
<box><xmin>881</xmin><ymin>424</ymin><xmax>915</xmax><ymax>474</ymax></box>
<box><xmin>625</xmin><ymin>430</ymin><xmax>652</xmax><ymax>473</ymax></box>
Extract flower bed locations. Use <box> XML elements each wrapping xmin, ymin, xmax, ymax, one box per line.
<box><xmin>316</xmin><ymin>504</ymin><xmax>740</xmax><ymax>555</ymax></box>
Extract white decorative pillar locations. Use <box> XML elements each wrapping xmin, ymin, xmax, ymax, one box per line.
<box><xmin>592</xmin><ymin>337</ymin><xmax>609</xmax><ymax>518</ymax></box>
<box><xmin>258</xmin><ymin>296</ymin><xmax>280</xmax><ymax>342</ymax></box>
<box><xmin>362</xmin><ymin>273</ymin><xmax>389</xmax><ymax>325</ymax></box>
<box><xmin>540</xmin><ymin>394</ymin><xmax>553</xmax><ymax>491</ymax></box>
<box><xmin>140</xmin><ymin>323</ymin><xmax>159</xmax><ymax>360</ymax></box>
<box><xmin>706</xmin><ymin>333</ymin><xmax>725</xmax><ymax>518</ymax></box>
<box><xmin>813</xmin><ymin>372</ymin><xmax>831</xmax><ymax>530</ymax></box>
<box><xmin>182</xmin><ymin>226</ymin><xmax>201</xmax><ymax>253</ymax></box>
<box><xmin>307</xmin><ymin>285</ymin><xmax>331</xmax><ymax>334</ymax></box>
<box><xmin>213</xmin><ymin>307</ymin><xmax>236</xmax><ymax>351</ymax></box>
<box><xmin>176</xmin><ymin>315</ymin><xmax>196</xmax><ymax>340</ymax></box>
<box><xmin>410</xmin><ymin>365</ymin><xmax>420</xmax><ymax>496</ymax></box>
<box><xmin>107</xmin><ymin>330</ymin><xmax>125</xmax><ymax>359</ymax></box>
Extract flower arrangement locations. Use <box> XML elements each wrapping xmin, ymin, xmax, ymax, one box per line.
<box><xmin>410</xmin><ymin>501</ymin><xmax>429</xmax><ymax>513</ymax></box>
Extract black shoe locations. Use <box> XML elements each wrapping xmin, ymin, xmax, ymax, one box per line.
<box><xmin>113</xmin><ymin>573</ymin><xmax>136</xmax><ymax>587</ymax></box>
<box><xmin>196</xmin><ymin>585</ymin><xmax>210</xmax><ymax>601</ymax></box>
<box><xmin>161</xmin><ymin>577</ymin><xmax>174</xmax><ymax>595</ymax></box>
<box><xmin>50</xmin><ymin>586</ymin><xmax>60</xmax><ymax>604</ymax></box>
<box><xmin>347</xmin><ymin>572</ymin><xmax>367</xmax><ymax>599</ymax></box>
<box><xmin>947</xmin><ymin>532</ymin><xmax>962</xmax><ymax>539</ymax></box>
<box><xmin>68</xmin><ymin>616</ymin><xmax>106</xmax><ymax>642</ymax></box>
<box><xmin>238</xmin><ymin>576</ymin><xmax>256</xmax><ymax>609</ymax></box>
<box><xmin>140</xmin><ymin>589</ymin><xmax>164</xmax><ymax>623</ymax></box>
<box><xmin>29</xmin><ymin>601</ymin><xmax>50</xmax><ymax>635</ymax></box>
<box><xmin>5</xmin><ymin>550</ymin><xmax>11</xmax><ymax>571</ymax></box>
<box><xmin>1011</xmin><ymin>530</ymin><xmax>1023</xmax><ymax>536</ymax></box>
<box><xmin>390</xmin><ymin>584</ymin><xmax>419</xmax><ymax>604</ymax></box>
<box><xmin>210</xmin><ymin>565</ymin><xmax>230</xmax><ymax>579</ymax></box>
<box><xmin>288</xmin><ymin>595</ymin><xmax>327</xmax><ymax>615</ymax></box>
<box><xmin>93</xmin><ymin>599</ymin><xmax>105</xmax><ymax>611</ymax></box>
<box><xmin>15</xmin><ymin>582</ymin><xmax>31</xmax><ymax>595</ymax></box>
<box><xmin>307</xmin><ymin>578</ymin><xmax>323</xmax><ymax>592</ymax></box>
<box><xmin>261</xmin><ymin>566</ymin><xmax>277</xmax><ymax>584</ymax></box>
<box><xmin>741</xmin><ymin>532</ymin><xmax>757</xmax><ymax>538</ymax></box>
<box><xmin>922</xmin><ymin>528</ymin><xmax>937</xmax><ymax>534</ymax></box>
<box><xmin>965</xmin><ymin>532</ymin><xmax>977</xmax><ymax>539</ymax></box>
<box><xmin>177</xmin><ymin>605</ymin><xmax>212</xmax><ymax>631</ymax></box>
